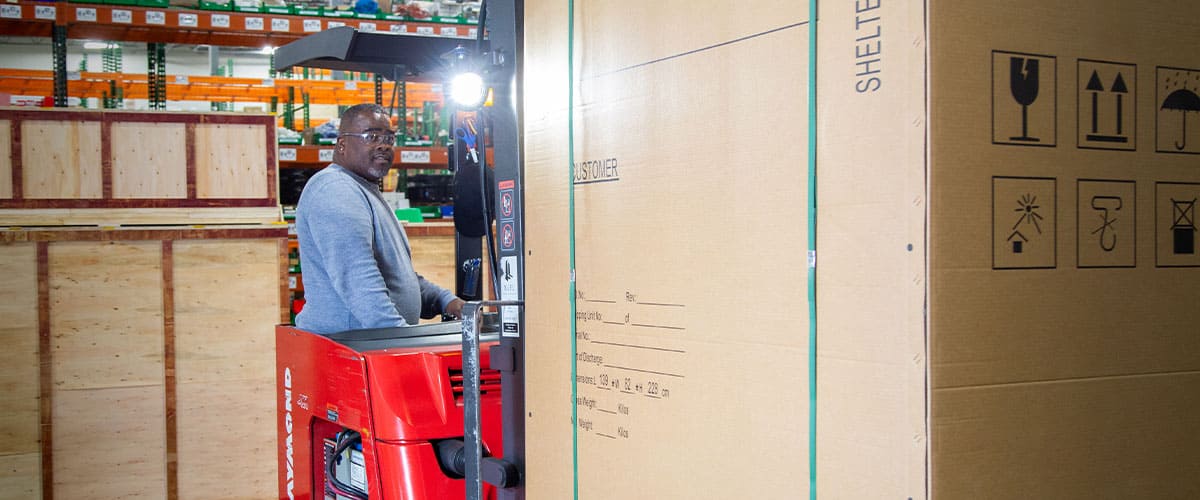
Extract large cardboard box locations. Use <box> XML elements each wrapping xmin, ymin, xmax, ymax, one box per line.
<box><xmin>522</xmin><ymin>1</ymin><xmax>1200</xmax><ymax>498</ymax></box>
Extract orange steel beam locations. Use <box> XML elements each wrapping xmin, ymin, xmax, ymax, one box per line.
<box><xmin>0</xmin><ymin>69</ymin><xmax>444</xmax><ymax>106</ymax></box>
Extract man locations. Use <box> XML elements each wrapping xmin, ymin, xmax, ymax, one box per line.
<box><xmin>295</xmin><ymin>103</ymin><xmax>464</xmax><ymax>334</ymax></box>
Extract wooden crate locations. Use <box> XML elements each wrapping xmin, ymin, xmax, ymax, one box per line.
<box><xmin>0</xmin><ymin>225</ymin><xmax>288</xmax><ymax>500</ymax></box>
<box><xmin>0</xmin><ymin>108</ymin><xmax>280</xmax><ymax>226</ymax></box>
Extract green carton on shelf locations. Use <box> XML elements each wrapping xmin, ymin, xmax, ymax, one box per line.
<box><xmin>394</xmin><ymin>208</ymin><xmax>423</xmax><ymax>224</ymax></box>
<box><xmin>263</xmin><ymin>5</ymin><xmax>291</xmax><ymax>14</ymax></box>
<box><xmin>198</xmin><ymin>0</ymin><xmax>232</xmax><ymax>10</ymax></box>
<box><xmin>136</xmin><ymin>0</ymin><xmax>170</xmax><ymax>7</ymax></box>
<box><xmin>416</xmin><ymin>206</ymin><xmax>441</xmax><ymax>219</ymax></box>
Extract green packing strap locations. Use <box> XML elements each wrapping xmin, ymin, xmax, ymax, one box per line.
<box><xmin>807</xmin><ymin>2</ymin><xmax>819</xmax><ymax>500</ymax></box>
<box><xmin>567</xmin><ymin>1</ymin><xmax>579</xmax><ymax>500</ymax></box>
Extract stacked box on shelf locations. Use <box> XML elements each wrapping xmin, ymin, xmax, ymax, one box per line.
<box><xmin>294</xmin><ymin>5</ymin><xmax>322</xmax><ymax>16</ymax></box>
<box><xmin>197</xmin><ymin>0</ymin><xmax>232</xmax><ymax>10</ymax></box>
<box><xmin>263</xmin><ymin>3</ymin><xmax>292</xmax><ymax>14</ymax></box>
<box><xmin>232</xmin><ymin>1</ymin><xmax>262</xmax><ymax>13</ymax></box>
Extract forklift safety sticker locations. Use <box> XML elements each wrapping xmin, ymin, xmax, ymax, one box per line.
<box><xmin>500</xmin><ymin>256</ymin><xmax>520</xmax><ymax>336</ymax></box>
<box><xmin>501</xmin><ymin>223</ymin><xmax>516</xmax><ymax>250</ymax></box>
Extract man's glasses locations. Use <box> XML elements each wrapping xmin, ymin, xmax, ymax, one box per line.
<box><xmin>339</xmin><ymin>131</ymin><xmax>397</xmax><ymax>145</ymax></box>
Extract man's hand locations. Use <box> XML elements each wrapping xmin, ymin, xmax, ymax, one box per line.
<box><xmin>445</xmin><ymin>298</ymin><xmax>466</xmax><ymax>319</ymax></box>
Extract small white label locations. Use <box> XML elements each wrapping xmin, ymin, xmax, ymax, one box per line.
<box><xmin>288</xmin><ymin>275</ymin><xmax>298</xmax><ymax>289</ymax></box>
<box><xmin>468</xmin><ymin>28</ymin><xmax>478</xmax><ymax>38</ymax></box>
<box><xmin>343</xmin><ymin>81</ymin><xmax>357</xmax><ymax>90</ymax></box>
<box><xmin>261</xmin><ymin>79</ymin><xmax>274</xmax><ymax>87</ymax></box>
<box><xmin>501</xmin><ymin>306</ymin><xmax>520</xmax><ymax>337</ymax></box>
<box><xmin>146</xmin><ymin>11</ymin><xmax>165</xmax><ymax>25</ymax></box>
<box><xmin>500</xmin><ymin>256</ymin><xmax>521</xmax><ymax>338</ymax></box>
<box><xmin>389</xmin><ymin>24</ymin><xmax>406</xmax><ymax>33</ymax></box>
<box><xmin>439</xmin><ymin>26</ymin><xmax>458</xmax><ymax>37</ymax></box>
<box><xmin>807</xmin><ymin>250</ymin><xmax>817</xmax><ymax>268</ymax></box>
<box><xmin>328</xmin><ymin>21</ymin><xmax>345</xmax><ymax>28</ymax></box>
<box><xmin>35</xmin><ymin>5</ymin><xmax>56</xmax><ymax>20</ymax></box>
<box><xmin>75</xmin><ymin>7</ymin><xmax>97</xmax><ymax>22</ymax></box>
<box><xmin>279</xmin><ymin>148</ymin><xmax>297</xmax><ymax>162</ymax></box>
<box><xmin>245</xmin><ymin>17</ymin><xmax>264</xmax><ymax>31</ymax></box>
<box><xmin>175</xmin><ymin>75</ymin><xmax>189</xmax><ymax>84</ymax></box>
<box><xmin>271</xmin><ymin>18</ymin><xmax>289</xmax><ymax>31</ymax></box>
<box><xmin>210</xmin><ymin>14</ymin><xmax>229</xmax><ymax>28</ymax></box>
<box><xmin>400</xmin><ymin>150</ymin><xmax>430</xmax><ymax>163</ymax></box>
<box><xmin>318</xmin><ymin>149</ymin><xmax>334</xmax><ymax>162</ymax></box>
<box><xmin>111</xmin><ymin>9</ymin><xmax>132</xmax><ymax>23</ymax></box>
<box><xmin>0</xmin><ymin>5</ymin><xmax>21</xmax><ymax>19</ymax></box>
<box><xmin>303</xmin><ymin>19</ymin><xmax>321</xmax><ymax>32</ymax></box>
<box><xmin>66</xmin><ymin>71</ymin><xmax>81</xmax><ymax>81</ymax></box>
<box><xmin>358</xmin><ymin>22</ymin><xmax>376</xmax><ymax>32</ymax></box>
<box><xmin>178</xmin><ymin>13</ymin><xmax>198</xmax><ymax>27</ymax></box>
<box><xmin>416</xmin><ymin>26</ymin><xmax>434</xmax><ymax>35</ymax></box>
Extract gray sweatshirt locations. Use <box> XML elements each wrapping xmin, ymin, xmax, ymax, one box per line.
<box><xmin>294</xmin><ymin>164</ymin><xmax>456</xmax><ymax>334</ymax></box>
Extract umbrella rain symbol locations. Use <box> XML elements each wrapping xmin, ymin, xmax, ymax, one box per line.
<box><xmin>1161</xmin><ymin>71</ymin><xmax>1200</xmax><ymax>150</ymax></box>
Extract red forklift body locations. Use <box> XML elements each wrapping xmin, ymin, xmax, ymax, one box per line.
<box><xmin>276</xmin><ymin>324</ymin><xmax>502</xmax><ymax>500</ymax></box>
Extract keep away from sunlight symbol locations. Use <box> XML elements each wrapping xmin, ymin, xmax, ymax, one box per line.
<box><xmin>1013</xmin><ymin>193</ymin><xmax>1044</xmax><ymax>234</ymax></box>
<box><xmin>1162</xmin><ymin>71</ymin><xmax>1200</xmax><ymax>150</ymax></box>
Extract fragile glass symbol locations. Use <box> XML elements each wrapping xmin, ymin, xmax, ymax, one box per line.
<box><xmin>1008</xmin><ymin>193</ymin><xmax>1044</xmax><ymax>254</ymax></box>
<box><xmin>1172</xmin><ymin>198</ymin><xmax>1196</xmax><ymax>255</ymax></box>
<box><xmin>1091</xmin><ymin>196</ymin><xmax>1122</xmax><ymax>252</ymax></box>
<box><xmin>1009</xmin><ymin>57</ymin><xmax>1041</xmax><ymax>142</ymax></box>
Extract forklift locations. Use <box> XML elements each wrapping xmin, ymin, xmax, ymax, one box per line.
<box><xmin>272</xmin><ymin>2</ymin><xmax>526</xmax><ymax>498</ymax></box>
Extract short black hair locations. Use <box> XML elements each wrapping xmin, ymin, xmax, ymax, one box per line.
<box><xmin>339</xmin><ymin>103</ymin><xmax>387</xmax><ymax>133</ymax></box>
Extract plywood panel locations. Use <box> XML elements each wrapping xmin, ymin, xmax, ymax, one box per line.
<box><xmin>175</xmin><ymin>381</ymin><xmax>276</xmax><ymax>500</ymax></box>
<box><xmin>111</xmin><ymin>122</ymin><xmax>187</xmax><ymax>199</ymax></box>
<box><xmin>21</xmin><ymin>120</ymin><xmax>102</xmax><ymax>199</ymax></box>
<box><xmin>0</xmin><ymin>243</ymin><xmax>39</xmax><ymax>499</ymax></box>
<box><xmin>410</xmin><ymin>233</ymin><xmax>455</xmax><ymax>293</ymax></box>
<box><xmin>174</xmin><ymin>239</ymin><xmax>280</xmax><ymax>382</ymax></box>
<box><xmin>173</xmin><ymin>238</ymin><xmax>280</xmax><ymax>498</ymax></box>
<box><xmin>0</xmin><ymin>120</ymin><xmax>12</xmax><ymax>198</ymax></box>
<box><xmin>52</xmin><ymin>385</ymin><xmax>167</xmax><ymax>499</ymax></box>
<box><xmin>49</xmin><ymin>240</ymin><xmax>164</xmax><ymax>390</ymax></box>
<box><xmin>0</xmin><ymin>453</ymin><xmax>40</xmax><ymax>498</ymax></box>
<box><xmin>194</xmin><ymin>123</ymin><xmax>268</xmax><ymax>199</ymax></box>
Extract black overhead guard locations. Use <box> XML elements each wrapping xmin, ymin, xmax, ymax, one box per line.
<box><xmin>272</xmin><ymin>26</ymin><xmax>486</xmax><ymax>81</ymax></box>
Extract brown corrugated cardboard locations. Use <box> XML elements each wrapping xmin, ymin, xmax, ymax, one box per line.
<box><xmin>523</xmin><ymin>0</ymin><xmax>1200</xmax><ymax>498</ymax></box>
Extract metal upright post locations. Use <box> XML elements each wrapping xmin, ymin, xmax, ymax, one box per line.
<box><xmin>302</xmin><ymin>92</ymin><xmax>310</xmax><ymax>131</ymax></box>
<box><xmin>147</xmin><ymin>42</ymin><xmax>166</xmax><ymax>110</ymax></box>
<box><xmin>487</xmin><ymin>2</ymin><xmax>527</xmax><ymax>498</ymax></box>
<box><xmin>51</xmin><ymin>25</ymin><xmax>67</xmax><ymax>107</ymax></box>
<box><xmin>374</xmin><ymin>73</ymin><xmax>383</xmax><ymax>105</ymax></box>
<box><xmin>397</xmin><ymin>80</ymin><xmax>407</xmax><ymax>143</ymax></box>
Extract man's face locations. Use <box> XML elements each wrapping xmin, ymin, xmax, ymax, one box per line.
<box><xmin>336</xmin><ymin>111</ymin><xmax>395</xmax><ymax>182</ymax></box>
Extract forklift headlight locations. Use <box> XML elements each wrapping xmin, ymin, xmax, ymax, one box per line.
<box><xmin>450</xmin><ymin>72</ymin><xmax>485</xmax><ymax>108</ymax></box>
